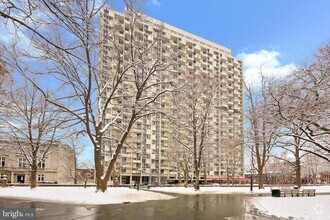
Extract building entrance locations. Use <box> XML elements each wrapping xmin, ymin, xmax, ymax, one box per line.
<box><xmin>17</xmin><ymin>175</ymin><xmax>25</xmax><ymax>183</ymax></box>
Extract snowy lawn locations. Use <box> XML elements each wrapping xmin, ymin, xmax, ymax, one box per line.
<box><xmin>151</xmin><ymin>186</ymin><xmax>269</xmax><ymax>194</ymax></box>
<box><xmin>150</xmin><ymin>186</ymin><xmax>271</xmax><ymax>195</ymax></box>
<box><xmin>0</xmin><ymin>187</ymin><xmax>175</xmax><ymax>205</ymax></box>
<box><xmin>150</xmin><ymin>185</ymin><xmax>330</xmax><ymax>195</ymax></box>
<box><xmin>249</xmin><ymin>195</ymin><xmax>330</xmax><ymax>220</ymax></box>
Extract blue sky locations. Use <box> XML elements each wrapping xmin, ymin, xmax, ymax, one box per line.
<box><xmin>99</xmin><ymin>0</ymin><xmax>330</xmax><ymax>164</ymax></box>
<box><xmin>2</xmin><ymin>0</ymin><xmax>330</xmax><ymax>163</ymax></box>
<box><xmin>135</xmin><ymin>0</ymin><xmax>330</xmax><ymax>61</ymax></box>
<box><xmin>75</xmin><ymin>0</ymin><xmax>330</xmax><ymax>163</ymax></box>
<box><xmin>110</xmin><ymin>0</ymin><xmax>330</xmax><ymax>85</ymax></box>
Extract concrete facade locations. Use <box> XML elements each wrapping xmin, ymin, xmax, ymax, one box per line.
<box><xmin>0</xmin><ymin>140</ymin><xmax>75</xmax><ymax>184</ymax></box>
<box><xmin>98</xmin><ymin>7</ymin><xmax>244</xmax><ymax>184</ymax></box>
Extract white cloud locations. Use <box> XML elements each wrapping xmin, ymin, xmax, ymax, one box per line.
<box><xmin>151</xmin><ymin>0</ymin><xmax>161</xmax><ymax>6</ymax></box>
<box><xmin>0</xmin><ymin>21</ymin><xmax>32</xmax><ymax>50</ymax></box>
<box><xmin>237</xmin><ymin>50</ymin><xmax>296</xmax><ymax>87</ymax></box>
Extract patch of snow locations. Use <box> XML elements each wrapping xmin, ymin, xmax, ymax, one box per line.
<box><xmin>150</xmin><ymin>185</ymin><xmax>330</xmax><ymax>195</ymax></box>
<box><xmin>0</xmin><ymin>187</ymin><xmax>174</xmax><ymax>205</ymax></box>
<box><xmin>151</xmin><ymin>186</ymin><xmax>265</xmax><ymax>195</ymax></box>
<box><xmin>249</xmin><ymin>195</ymin><xmax>330</xmax><ymax>220</ymax></box>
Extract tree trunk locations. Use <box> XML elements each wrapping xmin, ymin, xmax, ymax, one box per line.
<box><xmin>184</xmin><ymin>160</ymin><xmax>188</xmax><ymax>188</ymax></box>
<box><xmin>94</xmin><ymin>136</ymin><xmax>103</xmax><ymax>191</ymax></box>
<box><xmin>184</xmin><ymin>170</ymin><xmax>188</xmax><ymax>188</ymax></box>
<box><xmin>258</xmin><ymin>167</ymin><xmax>264</xmax><ymax>189</ymax></box>
<box><xmin>195</xmin><ymin>170</ymin><xmax>200</xmax><ymax>190</ymax></box>
<box><xmin>97</xmin><ymin>112</ymin><xmax>136</xmax><ymax>192</ymax></box>
<box><xmin>31</xmin><ymin>151</ymin><xmax>38</xmax><ymax>189</ymax></box>
<box><xmin>100</xmin><ymin>178</ymin><xmax>108</xmax><ymax>192</ymax></box>
<box><xmin>30</xmin><ymin>168</ymin><xmax>37</xmax><ymax>189</ymax></box>
<box><xmin>232</xmin><ymin>173</ymin><xmax>235</xmax><ymax>187</ymax></box>
<box><xmin>74</xmin><ymin>151</ymin><xmax>78</xmax><ymax>184</ymax></box>
<box><xmin>204</xmin><ymin>169</ymin><xmax>207</xmax><ymax>185</ymax></box>
<box><xmin>295</xmin><ymin>156</ymin><xmax>301</xmax><ymax>188</ymax></box>
<box><xmin>294</xmin><ymin>137</ymin><xmax>301</xmax><ymax>188</ymax></box>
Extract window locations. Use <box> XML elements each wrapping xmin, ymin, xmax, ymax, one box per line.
<box><xmin>0</xmin><ymin>157</ymin><xmax>5</xmax><ymax>167</ymax></box>
<box><xmin>122</xmin><ymin>148</ymin><xmax>127</xmax><ymax>154</ymax></box>
<box><xmin>38</xmin><ymin>159</ymin><xmax>45</xmax><ymax>169</ymax></box>
<box><xmin>38</xmin><ymin>175</ymin><xmax>44</xmax><ymax>182</ymax></box>
<box><xmin>18</xmin><ymin>158</ymin><xmax>26</xmax><ymax>168</ymax></box>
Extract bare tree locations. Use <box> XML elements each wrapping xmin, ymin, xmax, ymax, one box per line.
<box><xmin>0</xmin><ymin>81</ymin><xmax>67</xmax><ymax>188</ymax></box>
<box><xmin>301</xmin><ymin>153</ymin><xmax>327</xmax><ymax>184</ymax></box>
<box><xmin>169</xmin><ymin>72</ymin><xmax>217</xmax><ymax>190</ymax></box>
<box><xmin>245</xmin><ymin>74</ymin><xmax>280</xmax><ymax>189</ymax></box>
<box><xmin>77</xmin><ymin>160</ymin><xmax>95</xmax><ymax>188</ymax></box>
<box><xmin>266</xmin><ymin>153</ymin><xmax>294</xmax><ymax>184</ymax></box>
<box><xmin>0</xmin><ymin>56</ymin><xmax>6</xmax><ymax>76</ymax></box>
<box><xmin>61</xmin><ymin>135</ymin><xmax>86</xmax><ymax>184</ymax></box>
<box><xmin>0</xmin><ymin>52</ymin><xmax>12</xmax><ymax>106</ymax></box>
<box><xmin>270</xmin><ymin>42</ymin><xmax>330</xmax><ymax>162</ymax></box>
<box><xmin>167</xmin><ymin>144</ymin><xmax>192</xmax><ymax>187</ymax></box>
<box><xmin>271</xmin><ymin>135</ymin><xmax>306</xmax><ymax>188</ymax></box>
<box><xmin>0</xmin><ymin>0</ymin><xmax>174</xmax><ymax>191</ymax></box>
<box><xmin>223</xmin><ymin>136</ymin><xmax>242</xmax><ymax>186</ymax></box>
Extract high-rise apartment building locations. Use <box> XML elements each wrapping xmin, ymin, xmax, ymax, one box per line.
<box><xmin>98</xmin><ymin>7</ymin><xmax>244</xmax><ymax>185</ymax></box>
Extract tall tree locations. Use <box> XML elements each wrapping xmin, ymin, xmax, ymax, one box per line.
<box><xmin>245</xmin><ymin>75</ymin><xmax>280</xmax><ymax>189</ymax></box>
<box><xmin>0</xmin><ymin>0</ymin><xmax>174</xmax><ymax>191</ymax></box>
<box><xmin>61</xmin><ymin>135</ymin><xmax>86</xmax><ymax>184</ymax></box>
<box><xmin>167</xmin><ymin>141</ymin><xmax>192</xmax><ymax>187</ymax></box>
<box><xmin>270</xmin><ymin>42</ymin><xmax>330</xmax><ymax>162</ymax></box>
<box><xmin>223</xmin><ymin>136</ymin><xmax>243</xmax><ymax>186</ymax></box>
<box><xmin>169</xmin><ymin>72</ymin><xmax>217</xmax><ymax>190</ymax></box>
<box><xmin>0</xmin><ymin>81</ymin><xmax>67</xmax><ymax>188</ymax></box>
<box><xmin>271</xmin><ymin>126</ymin><xmax>308</xmax><ymax>188</ymax></box>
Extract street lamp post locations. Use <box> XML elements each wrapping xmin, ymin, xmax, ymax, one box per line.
<box><xmin>137</xmin><ymin>168</ymin><xmax>141</xmax><ymax>191</ymax></box>
<box><xmin>250</xmin><ymin>168</ymin><xmax>255</xmax><ymax>192</ymax></box>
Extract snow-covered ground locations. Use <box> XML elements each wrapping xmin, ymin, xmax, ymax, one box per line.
<box><xmin>150</xmin><ymin>185</ymin><xmax>330</xmax><ymax>195</ymax></box>
<box><xmin>151</xmin><ymin>186</ymin><xmax>260</xmax><ymax>194</ymax></box>
<box><xmin>2</xmin><ymin>185</ymin><xmax>330</xmax><ymax>220</ymax></box>
<box><xmin>248</xmin><ymin>195</ymin><xmax>330</xmax><ymax>220</ymax></box>
<box><xmin>152</xmin><ymin>185</ymin><xmax>330</xmax><ymax>219</ymax></box>
<box><xmin>0</xmin><ymin>187</ymin><xmax>175</xmax><ymax>205</ymax></box>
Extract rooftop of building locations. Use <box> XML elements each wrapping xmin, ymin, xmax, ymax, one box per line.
<box><xmin>0</xmin><ymin>139</ymin><xmax>73</xmax><ymax>152</ymax></box>
<box><xmin>102</xmin><ymin>7</ymin><xmax>237</xmax><ymax>58</ymax></box>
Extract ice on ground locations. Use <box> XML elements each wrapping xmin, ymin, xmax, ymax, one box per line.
<box><xmin>0</xmin><ymin>187</ymin><xmax>175</xmax><ymax>205</ymax></box>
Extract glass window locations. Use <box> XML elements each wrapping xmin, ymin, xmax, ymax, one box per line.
<box><xmin>38</xmin><ymin>175</ymin><xmax>44</xmax><ymax>182</ymax></box>
<box><xmin>38</xmin><ymin>159</ymin><xmax>45</xmax><ymax>169</ymax></box>
<box><xmin>0</xmin><ymin>157</ymin><xmax>5</xmax><ymax>167</ymax></box>
<box><xmin>18</xmin><ymin>158</ymin><xmax>26</xmax><ymax>168</ymax></box>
